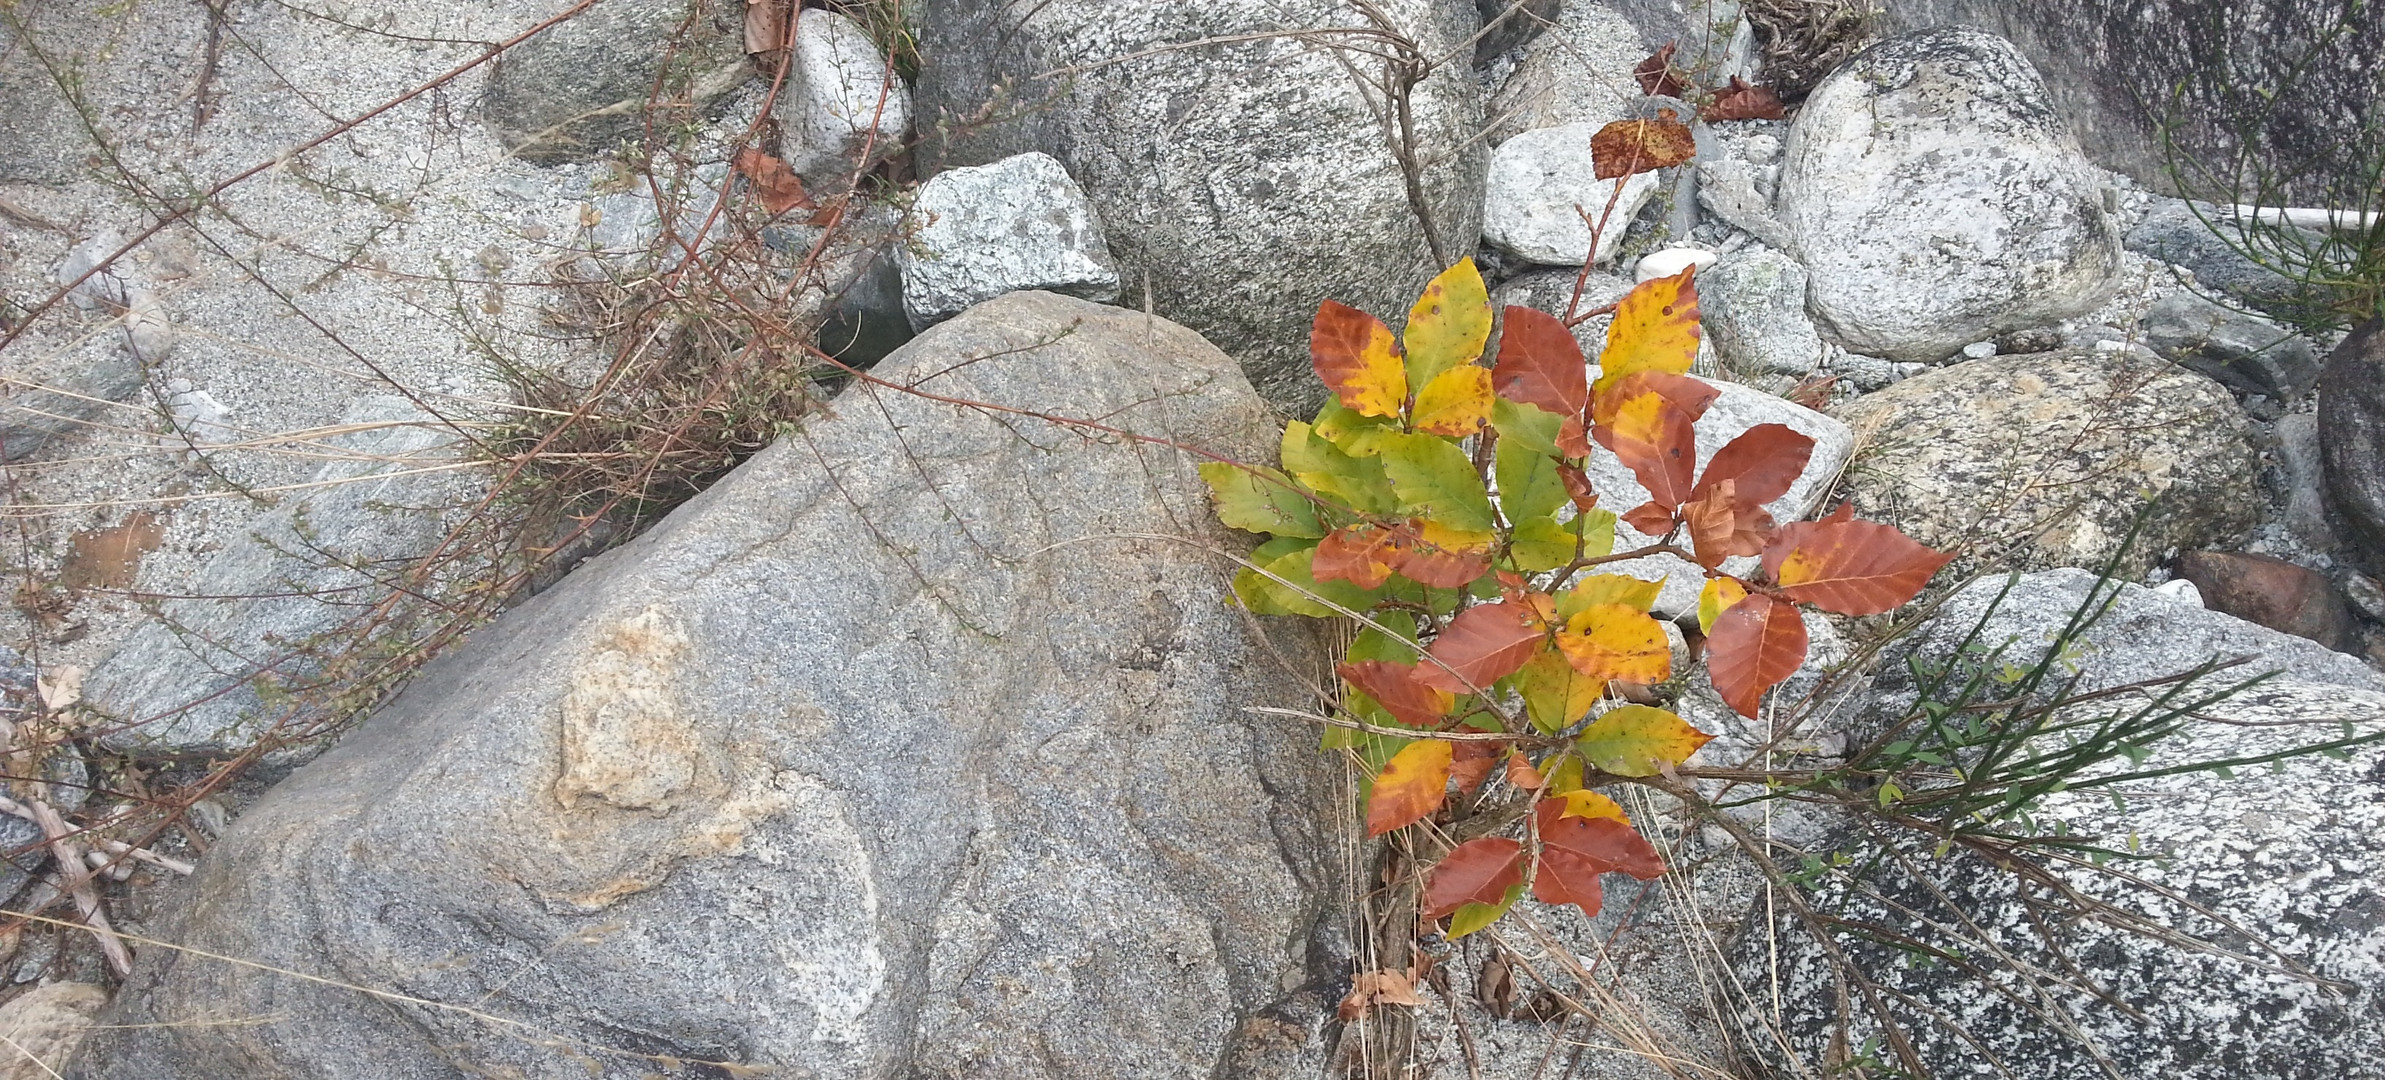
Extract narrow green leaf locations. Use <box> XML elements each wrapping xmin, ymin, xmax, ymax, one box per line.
<box><xmin>1496</xmin><ymin>438</ymin><xmax>1567</xmax><ymax>523</ymax></box>
<box><xmin>1380</xmin><ymin>434</ymin><xmax>1496</xmax><ymax>533</ymax></box>
<box><xmin>1199</xmin><ymin>462</ymin><xmax>1323</xmax><ymax>538</ymax></box>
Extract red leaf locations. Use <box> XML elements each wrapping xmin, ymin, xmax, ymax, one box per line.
<box><xmin>1505</xmin><ymin>751</ymin><xmax>1545</xmax><ymax>791</ymax></box>
<box><xmin>1633</xmin><ymin>43</ymin><xmax>1686</xmax><ymax>98</ymax></box>
<box><xmin>1414</xmin><ymin>601</ymin><xmax>1549</xmax><ymax>693</ymax></box>
<box><xmin>733</xmin><ymin>147</ymin><xmax>812</xmax><ymax>216</ymax></box>
<box><xmin>1423</xmin><ymin>837</ymin><xmax>1525</xmax><ymax>917</ymax></box>
<box><xmin>1764</xmin><ymin>504</ymin><xmax>1954</xmax><ymax>615</ymax></box>
<box><xmin>1621</xmin><ymin>500</ymin><xmax>1676</xmax><ymax>538</ymax></box>
<box><xmin>1679</xmin><ymin>480</ymin><xmax>1773</xmax><ymax>568</ymax></box>
<box><xmin>1451</xmin><ymin>738</ymin><xmax>1506</xmax><ymax>795</ymax></box>
<box><xmin>1704</xmin><ymin>592</ymin><xmax>1809</xmax><ymax>718</ymax></box>
<box><xmin>1382</xmin><ymin>520</ymin><xmax>1495</xmax><ymax>589</ymax></box>
<box><xmin>1537</xmin><ymin>798</ymin><xmax>1667</xmax><ymax>878</ymax></box>
<box><xmin>1315</xmin><ymin>524</ymin><xmax>1395</xmax><ymax>589</ymax></box>
<box><xmin>1312</xmin><ymin>301</ymin><xmax>1406</xmax><ymax>418</ymax></box>
<box><xmin>1692</xmin><ymin>423</ymin><xmax>1814</xmax><ymax>510</ymax></box>
<box><xmin>1532</xmin><ymin>848</ymin><xmax>1609</xmax><ymax>918</ymax></box>
<box><xmin>1592</xmin><ymin>372</ymin><xmax>1720</xmax><ymax>512</ymax></box>
<box><xmin>1701</xmin><ymin>77</ymin><xmax>1787</xmax><ymax>122</ymax></box>
<box><xmin>1556</xmin><ymin>462</ymin><xmax>1599</xmax><ymax>512</ymax></box>
<box><xmin>1338</xmin><ymin>660</ymin><xmax>1455</xmax><ymax>727</ymax></box>
<box><xmin>1491</xmin><ymin>306</ymin><xmax>1588</xmax><ymax>420</ymax></box>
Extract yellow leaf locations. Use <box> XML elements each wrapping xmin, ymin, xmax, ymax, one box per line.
<box><xmin>1512</xmin><ymin>646</ymin><xmax>1604</xmax><ymax>733</ymax></box>
<box><xmin>1550</xmin><ymin>788</ymin><xmax>1632</xmax><ymax>826</ymax></box>
<box><xmin>1542</xmin><ymin>751</ymin><xmax>1585</xmax><ymax>794</ymax></box>
<box><xmin>1411</xmin><ymin>366</ymin><xmax>1493</xmax><ymax>436</ymax></box>
<box><xmin>1313</xmin><ymin>301</ymin><xmax>1408</xmax><ymax>418</ymax></box>
<box><xmin>1557</xmin><ymin>574</ymin><xmax>1664</xmax><ymax>621</ymax></box>
<box><xmin>1573</xmin><ymin>704</ymin><xmax>1713</xmax><ymax>777</ymax></box>
<box><xmin>1556</xmin><ymin>604</ymin><xmax>1672</xmax><ymax>683</ymax></box>
<box><xmin>1404</xmin><ymin>258</ymin><xmax>1492</xmax><ymax>388</ymax></box>
<box><xmin>1367</xmin><ymin>739</ymin><xmax>1454</xmax><ymax>835</ymax></box>
<box><xmin>1697</xmin><ymin>577</ymin><xmax>1749</xmax><ymax>635</ymax></box>
<box><xmin>1594</xmin><ymin>269</ymin><xmax>1701</xmax><ymax>395</ymax></box>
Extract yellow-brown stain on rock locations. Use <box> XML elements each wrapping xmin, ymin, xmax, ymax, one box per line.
<box><xmin>61</xmin><ymin>511</ymin><xmax>164</xmax><ymax>591</ymax></box>
<box><xmin>553</xmin><ymin>606</ymin><xmax>702</xmax><ymax>812</ymax></box>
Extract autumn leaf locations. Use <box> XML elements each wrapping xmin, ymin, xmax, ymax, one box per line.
<box><xmin>1281</xmin><ymin>420</ymin><xmax>1398</xmax><ymax>517</ymax></box>
<box><xmin>1679</xmin><ymin>480</ymin><xmax>1771</xmax><ymax>568</ymax></box>
<box><xmin>1337</xmin><ymin>969</ymin><xmax>1427</xmax><ymax>1021</ymax></box>
<box><xmin>1595</xmin><ymin>271</ymin><xmax>1702</xmax><ymax>393</ymax></box>
<box><xmin>1198</xmin><ymin>463</ymin><xmax>1322</xmax><ymax>538</ymax></box>
<box><xmin>1633</xmin><ymin>42</ymin><xmax>1687</xmax><ymax>97</ymax></box>
<box><xmin>1531</xmin><ymin>797</ymin><xmax>1667</xmax><ymax>918</ymax></box>
<box><xmin>743</xmin><ymin>0</ymin><xmax>791</xmax><ymax>54</ymax></box>
<box><xmin>1692</xmin><ymin>423</ymin><xmax>1814</xmax><ymax>510</ymax></box>
<box><xmin>1451</xmin><ymin>735</ymin><xmax>1506</xmax><ymax>796</ymax></box>
<box><xmin>1590</xmin><ymin>117</ymin><xmax>1696</xmax><ymax>180</ymax></box>
<box><xmin>732</xmin><ymin>147</ymin><xmax>812</xmax><ymax>215</ymax></box>
<box><xmin>1592</xmin><ymin>373</ymin><xmax>1719</xmax><ymax>512</ymax></box>
<box><xmin>1411</xmin><ymin>366</ymin><xmax>1493</xmax><ymax>436</ymax></box>
<box><xmin>1405</xmin><ymin>259</ymin><xmax>1492</xmax><ymax>387</ymax></box>
<box><xmin>1556</xmin><ymin>573</ymin><xmax>1662</xmax><ymax>620</ymax></box>
<box><xmin>1315</xmin><ymin>524</ymin><xmax>1397</xmax><ymax>589</ymax></box>
<box><xmin>1415</xmin><ymin>600</ymin><xmax>1548</xmax><ymax>693</ymax></box>
<box><xmin>1556</xmin><ymin>461</ymin><xmax>1598</xmax><ymax>512</ymax></box>
<box><xmin>1379</xmin><ymin>435</ymin><xmax>1496</xmax><ymax>533</ymax></box>
<box><xmin>1313</xmin><ymin>301</ymin><xmax>1407</xmax><ymax>418</ymax></box>
<box><xmin>1368</xmin><ymin>738</ymin><xmax>1455</xmax><ymax>835</ymax></box>
<box><xmin>1383</xmin><ymin>519</ymin><xmax>1496</xmax><ymax>590</ymax></box>
<box><xmin>1423</xmin><ymin>837</ymin><xmax>1525</xmax><ymax>917</ymax></box>
<box><xmin>1572</xmin><ymin>704</ymin><xmax>1712</xmax><ymax>777</ymax></box>
<box><xmin>1764</xmin><ymin>504</ymin><xmax>1954</xmax><ymax>615</ymax></box>
<box><xmin>1621</xmin><ymin>500</ymin><xmax>1678</xmax><ymax>538</ymax></box>
<box><xmin>1547</xmin><ymin>787</ymin><xmax>1631</xmax><ymax>826</ymax></box>
<box><xmin>1339</xmin><ymin>659</ymin><xmax>1455</xmax><ymax>727</ymax></box>
<box><xmin>1234</xmin><ymin>538</ymin><xmax>1377</xmax><ymax>618</ymax></box>
<box><xmin>1490</xmin><ymin>306</ymin><xmax>1588</xmax><ymax>423</ymax></box>
<box><xmin>1531</xmin><ymin>846</ymin><xmax>1610</xmax><ymax>918</ymax></box>
<box><xmin>1556</xmin><ymin>604</ymin><xmax>1671</xmax><ymax>684</ymax></box>
<box><xmin>1696</xmin><ymin>576</ymin><xmax>1748</xmax><ymax>635</ymax></box>
<box><xmin>1701</xmin><ymin>77</ymin><xmax>1787</xmax><ymax>122</ymax></box>
<box><xmin>1512</xmin><ymin>645</ymin><xmax>1605</xmax><ymax>733</ymax></box>
<box><xmin>1506</xmin><ymin>750</ymin><xmax>1545</xmax><ymax>790</ymax></box>
<box><xmin>1705</xmin><ymin>592</ymin><xmax>1808</xmax><ymax>718</ymax></box>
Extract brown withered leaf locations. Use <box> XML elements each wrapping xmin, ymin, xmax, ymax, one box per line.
<box><xmin>732</xmin><ymin>147</ymin><xmax>812</xmax><ymax>216</ymax></box>
<box><xmin>1702</xmin><ymin>77</ymin><xmax>1787</xmax><ymax>122</ymax></box>
<box><xmin>1337</xmin><ymin>969</ymin><xmax>1428</xmax><ymax>1021</ymax></box>
<box><xmin>744</xmin><ymin>0</ymin><xmax>791</xmax><ymax>55</ymax></box>
<box><xmin>1590</xmin><ymin>117</ymin><xmax>1697</xmax><ymax>180</ymax></box>
<box><xmin>62</xmin><ymin>510</ymin><xmax>163</xmax><ymax>592</ymax></box>
<box><xmin>1634</xmin><ymin>43</ymin><xmax>1687</xmax><ymax>97</ymax></box>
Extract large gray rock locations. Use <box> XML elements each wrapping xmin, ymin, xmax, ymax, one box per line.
<box><xmin>1739</xmin><ymin>569</ymin><xmax>2385</xmax><ymax>1079</ymax></box>
<box><xmin>0</xmin><ymin>345</ymin><xmax>140</xmax><ymax>464</ymax></box>
<box><xmin>2142</xmin><ymin>288</ymin><xmax>2320</xmax><ymax>398</ymax></box>
<box><xmin>2125</xmin><ymin>197</ymin><xmax>2306</xmax><ymax>315</ymax></box>
<box><xmin>913</xmin><ymin>0</ymin><xmax>1487</xmax><ymax>417</ymax></box>
<box><xmin>1483</xmin><ymin>123</ymin><xmax>1662</xmax><ymax>266</ymax></box>
<box><xmin>773</xmin><ymin>8</ymin><xmax>912</xmax><ymax>185</ymax></box>
<box><xmin>1878</xmin><ymin>0</ymin><xmax>2385</xmax><ymax>204</ymax></box>
<box><xmin>71</xmin><ymin>293</ymin><xmax>1343</xmax><ymax>1080</ymax></box>
<box><xmin>80</xmin><ymin>398</ymin><xmax>457</xmax><ymax>759</ymax></box>
<box><xmin>482</xmin><ymin>0</ymin><xmax>750</xmax><ymax>165</ymax></box>
<box><xmin>1834</xmin><ymin>349</ymin><xmax>2259</xmax><ymax>577</ymax></box>
<box><xmin>897</xmin><ymin>152</ymin><xmax>1121</xmax><ymax>330</ymax></box>
<box><xmin>1482</xmin><ymin>0</ymin><xmax>1647</xmax><ymax>143</ymax></box>
<box><xmin>1779</xmin><ymin>28</ymin><xmax>2122</xmax><ymax>363</ymax></box>
<box><xmin>2319</xmin><ymin>319</ymin><xmax>2385</xmax><ymax>565</ymax></box>
<box><xmin>1700</xmin><ymin>248</ymin><xmax>1824</xmax><ymax>378</ymax></box>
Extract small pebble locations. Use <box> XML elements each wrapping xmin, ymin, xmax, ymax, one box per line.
<box><xmin>2152</xmin><ymin>578</ymin><xmax>2205</xmax><ymax>606</ymax></box>
<box><xmin>1961</xmin><ymin>340</ymin><xmax>1997</xmax><ymax>359</ymax></box>
<box><xmin>1634</xmin><ymin>247</ymin><xmax>1719</xmax><ymax>283</ymax></box>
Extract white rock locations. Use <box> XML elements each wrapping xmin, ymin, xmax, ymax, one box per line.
<box><xmin>1483</xmin><ymin>2</ymin><xmax>1646</xmax><ymax>144</ymax></box>
<box><xmin>56</xmin><ymin>233</ymin><xmax>128</xmax><ymax>312</ymax></box>
<box><xmin>1634</xmin><ymin>247</ymin><xmax>1718</xmax><ymax>283</ymax></box>
<box><xmin>1740</xmin><ymin>132</ymin><xmax>1782</xmax><ymax>163</ymax></box>
<box><xmin>1960</xmin><ymin>340</ymin><xmax>1997</xmax><ymax>359</ymax></box>
<box><xmin>774</xmin><ymin>9</ymin><xmax>911</xmax><ymax>185</ymax></box>
<box><xmin>898</xmin><ymin>152</ymin><xmax>1121</xmax><ymax>330</ymax></box>
<box><xmin>2152</xmin><ymin>578</ymin><xmax>2205</xmax><ymax>606</ymax></box>
<box><xmin>1702</xmin><ymin>249</ymin><xmax>1826</xmax><ymax>377</ymax></box>
<box><xmin>1483</xmin><ymin>124</ymin><xmax>1661</xmax><ymax>266</ymax></box>
<box><xmin>1778</xmin><ymin>28</ymin><xmax>2121</xmax><ymax>363</ymax></box>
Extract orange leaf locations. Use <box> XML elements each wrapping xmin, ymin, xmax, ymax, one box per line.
<box><xmin>1680</xmin><ymin>480</ymin><xmax>1772</xmax><ymax>569</ymax></box>
<box><xmin>1633</xmin><ymin>43</ymin><xmax>1687</xmax><ymax>97</ymax></box>
<box><xmin>1451</xmin><ymin>737</ymin><xmax>1506</xmax><ymax>796</ymax></box>
<box><xmin>1538</xmin><ymin>798</ymin><xmax>1666</xmax><ymax>878</ymax></box>
<box><xmin>1692</xmin><ymin>423</ymin><xmax>1814</xmax><ymax>510</ymax></box>
<box><xmin>1591</xmin><ymin>373</ymin><xmax>1719</xmax><ymax>512</ymax></box>
<box><xmin>1701</xmin><ymin>77</ymin><xmax>1786</xmax><ymax>122</ymax></box>
<box><xmin>1555</xmin><ymin>604</ymin><xmax>1671</xmax><ymax>684</ymax></box>
<box><xmin>1339</xmin><ymin>660</ymin><xmax>1455</xmax><ymax>727</ymax></box>
<box><xmin>1415</xmin><ymin>600</ymin><xmax>1549</xmax><ymax>693</ymax></box>
<box><xmin>1314</xmin><ymin>524</ymin><xmax>1396</xmax><ymax>589</ymax></box>
<box><xmin>1595</xmin><ymin>271</ymin><xmax>1702</xmax><ymax>393</ymax></box>
<box><xmin>1337</xmin><ymin>970</ymin><xmax>1427</xmax><ymax>1021</ymax></box>
<box><xmin>1423</xmin><ymin>837</ymin><xmax>1525</xmax><ymax>917</ymax></box>
<box><xmin>1697</xmin><ymin>575</ymin><xmax>1750</xmax><ymax>635</ymax></box>
<box><xmin>1531</xmin><ymin>847</ymin><xmax>1609</xmax><ymax>918</ymax></box>
<box><xmin>1505</xmin><ymin>751</ymin><xmax>1545</xmax><ymax>791</ymax></box>
<box><xmin>1312</xmin><ymin>301</ymin><xmax>1407</xmax><ymax>418</ymax></box>
<box><xmin>1412</xmin><ymin>366</ymin><xmax>1493</xmax><ymax>436</ymax></box>
<box><xmin>1589</xmin><ymin>117</ymin><xmax>1696</xmax><ymax>180</ymax></box>
<box><xmin>1491</xmin><ymin>306</ymin><xmax>1589</xmax><ymax>420</ymax></box>
<box><xmin>1705</xmin><ymin>592</ymin><xmax>1808</xmax><ymax>718</ymax></box>
<box><xmin>1620</xmin><ymin>500</ymin><xmax>1677</xmax><ymax>538</ymax></box>
<box><xmin>1764</xmin><ymin>504</ymin><xmax>1954</xmax><ymax>615</ymax></box>
<box><xmin>1367</xmin><ymin>739</ymin><xmax>1454</xmax><ymax>835</ymax></box>
<box><xmin>1382</xmin><ymin>519</ymin><xmax>1495</xmax><ymax>590</ymax></box>
<box><xmin>1556</xmin><ymin>461</ymin><xmax>1599</xmax><ymax>512</ymax></box>
<box><xmin>732</xmin><ymin>147</ymin><xmax>812</xmax><ymax>216</ymax></box>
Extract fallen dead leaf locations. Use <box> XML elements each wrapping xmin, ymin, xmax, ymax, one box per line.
<box><xmin>733</xmin><ymin>147</ymin><xmax>812</xmax><ymax>216</ymax></box>
<box><xmin>36</xmin><ymin>666</ymin><xmax>84</xmax><ymax>712</ymax></box>
<box><xmin>1336</xmin><ymin>969</ymin><xmax>1427</xmax><ymax>1021</ymax></box>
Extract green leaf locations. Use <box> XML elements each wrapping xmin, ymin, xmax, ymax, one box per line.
<box><xmin>1199</xmin><ymin>462</ymin><xmax>1323</xmax><ymax>538</ymax></box>
<box><xmin>1509</xmin><ymin>510</ymin><xmax>1611</xmax><ymax>573</ymax></box>
<box><xmin>1380</xmin><ymin>434</ymin><xmax>1496</xmax><ymax>533</ymax></box>
<box><xmin>1491</xmin><ymin>397</ymin><xmax>1566</xmax><ymax>458</ymax></box>
<box><xmin>1496</xmin><ymin>438</ymin><xmax>1567</xmax><ymax>523</ymax></box>
<box><xmin>1512</xmin><ymin>646</ymin><xmax>1602</xmax><ymax>733</ymax></box>
<box><xmin>1313</xmin><ymin>397</ymin><xmax>1397</xmax><ymax>447</ymax></box>
<box><xmin>1446</xmin><ymin>883</ymin><xmax>1523</xmax><ymax>939</ymax></box>
<box><xmin>1404</xmin><ymin>258</ymin><xmax>1492</xmax><ymax>388</ymax></box>
<box><xmin>1348</xmin><ymin>611</ymin><xmax>1422</xmax><ymax>665</ymax></box>
<box><xmin>1234</xmin><ymin>539</ymin><xmax>1380</xmax><ymax>617</ymax></box>
<box><xmin>1282</xmin><ymin>420</ymin><xmax>1397</xmax><ymax>516</ymax></box>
